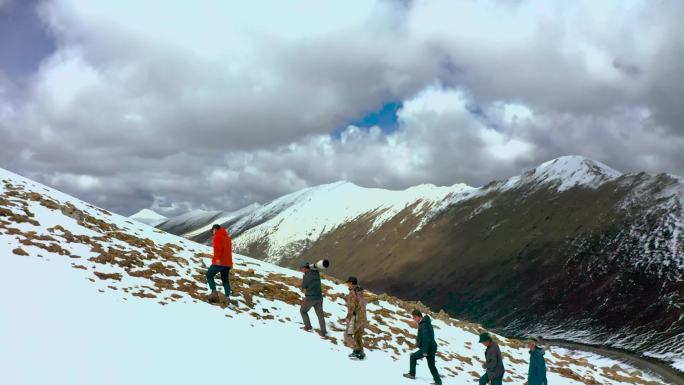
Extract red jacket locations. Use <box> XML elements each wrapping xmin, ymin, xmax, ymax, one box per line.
<box><xmin>212</xmin><ymin>228</ymin><xmax>233</xmax><ymax>267</ymax></box>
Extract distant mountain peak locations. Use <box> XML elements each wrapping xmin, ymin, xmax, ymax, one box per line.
<box><xmin>129</xmin><ymin>208</ymin><xmax>167</xmax><ymax>226</ymax></box>
<box><xmin>130</xmin><ymin>208</ymin><xmax>167</xmax><ymax>220</ymax></box>
<box><xmin>532</xmin><ymin>155</ymin><xmax>621</xmax><ymax>191</ymax></box>
<box><xmin>499</xmin><ymin>155</ymin><xmax>622</xmax><ymax>192</ymax></box>
<box><xmin>536</xmin><ymin>155</ymin><xmax>621</xmax><ymax>176</ymax></box>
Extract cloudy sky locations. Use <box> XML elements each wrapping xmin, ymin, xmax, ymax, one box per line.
<box><xmin>1</xmin><ymin>0</ymin><xmax>683</xmax><ymax>216</ymax></box>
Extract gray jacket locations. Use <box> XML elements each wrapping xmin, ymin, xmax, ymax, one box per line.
<box><xmin>302</xmin><ymin>269</ymin><xmax>323</xmax><ymax>299</ymax></box>
<box><xmin>485</xmin><ymin>341</ymin><xmax>505</xmax><ymax>379</ymax></box>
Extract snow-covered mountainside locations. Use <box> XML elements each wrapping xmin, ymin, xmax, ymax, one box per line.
<box><xmin>1</xmin><ymin>167</ymin><xmax>674</xmax><ymax>384</ymax></box>
<box><xmin>159</xmin><ymin>180</ymin><xmax>477</xmax><ymax>263</ymax></box>
<box><xmin>128</xmin><ymin>208</ymin><xmax>167</xmax><ymax>227</ymax></box>
<box><xmin>159</xmin><ymin>155</ymin><xmax>684</xmax><ymax>371</ymax></box>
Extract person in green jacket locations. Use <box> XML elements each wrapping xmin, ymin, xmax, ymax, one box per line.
<box><xmin>525</xmin><ymin>337</ymin><xmax>547</xmax><ymax>385</ymax></box>
<box><xmin>403</xmin><ymin>309</ymin><xmax>442</xmax><ymax>385</ymax></box>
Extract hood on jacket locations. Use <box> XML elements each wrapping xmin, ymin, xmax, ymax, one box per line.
<box><xmin>530</xmin><ymin>347</ymin><xmax>545</xmax><ymax>357</ymax></box>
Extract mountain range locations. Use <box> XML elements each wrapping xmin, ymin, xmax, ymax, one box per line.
<box><xmin>157</xmin><ymin>155</ymin><xmax>684</xmax><ymax>370</ymax></box>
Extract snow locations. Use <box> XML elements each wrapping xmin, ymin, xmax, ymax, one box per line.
<box><xmin>0</xmin><ymin>254</ymin><xmax>395</xmax><ymax>385</ymax></box>
<box><xmin>1</xmin><ymin>166</ymin><xmax>675</xmax><ymax>385</ymax></box>
<box><xmin>128</xmin><ymin>208</ymin><xmax>167</xmax><ymax>227</ymax></box>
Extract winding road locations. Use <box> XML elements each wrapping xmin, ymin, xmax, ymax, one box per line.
<box><xmin>545</xmin><ymin>340</ymin><xmax>684</xmax><ymax>385</ymax></box>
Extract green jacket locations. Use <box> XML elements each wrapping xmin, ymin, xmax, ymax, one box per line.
<box><xmin>528</xmin><ymin>347</ymin><xmax>547</xmax><ymax>385</ymax></box>
<box><xmin>416</xmin><ymin>316</ymin><xmax>438</xmax><ymax>354</ymax></box>
<box><xmin>301</xmin><ymin>269</ymin><xmax>323</xmax><ymax>299</ymax></box>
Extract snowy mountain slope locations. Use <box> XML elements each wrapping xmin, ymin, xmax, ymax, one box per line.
<box><xmin>182</xmin><ymin>203</ymin><xmax>262</xmax><ymax>239</ymax></box>
<box><xmin>231</xmin><ymin>181</ymin><xmax>479</xmax><ymax>265</ymax></box>
<box><xmin>128</xmin><ymin>208</ymin><xmax>167</xmax><ymax>227</ymax></box>
<box><xmin>155</xmin><ymin>208</ymin><xmax>224</xmax><ymax>234</ymax></box>
<box><xmin>0</xmin><ymin>167</ymin><xmax>673</xmax><ymax>385</ymax></box>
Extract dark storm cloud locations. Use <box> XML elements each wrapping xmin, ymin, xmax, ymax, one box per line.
<box><xmin>0</xmin><ymin>0</ymin><xmax>55</xmax><ymax>78</ymax></box>
<box><xmin>0</xmin><ymin>0</ymin><xmax>682</xmax><ymax>216</ymax></box>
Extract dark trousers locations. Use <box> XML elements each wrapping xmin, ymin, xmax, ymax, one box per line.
<box><xmin>206</xmin><ymin>265</ymin><xmax>231</xmax><ymax>297</ymax></box>
<box><xmin>300</xmin><ymin>297</ymin><xmax>327</xmax><ymax>336</ymax></box>
<box><xmin>479</xmin><ymin>373</ymin><xmax>503</xmax><ymax>385</ymax></box>
<box><xmin>409</xmin><ymin>351</ymin><xmax>441</xmax><ymax>384</ymax></box>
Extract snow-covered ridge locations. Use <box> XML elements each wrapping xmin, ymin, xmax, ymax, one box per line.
<box><xmin>1</xmin><ymin>166</ymin><xmax>672</xmax><ymax>384</ymax></box>
<box><xmin>129</xmin><ymin>208</ymin><xmax>167</xmax><ymax>227</ymax></box>
<box><xmin>229</xmin><ymin>181</ymin><xmax>477</xmax><ymax>263</ymax></box>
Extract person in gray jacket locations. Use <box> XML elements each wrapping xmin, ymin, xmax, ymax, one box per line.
<box><xmin>479</xmin><ymin>332</ymin><xmax>505</xmax><ymax>385</ymax></box>
<box><xmin>299</xmin><ymin>262</ymin><xmax>327</xmax><ymax>338</ymax></box>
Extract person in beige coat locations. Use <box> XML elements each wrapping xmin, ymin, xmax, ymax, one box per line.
<box><xmin>344</xmin><ymin>276</ymin><xmax>367</xmax><ymax>360</ymax></box>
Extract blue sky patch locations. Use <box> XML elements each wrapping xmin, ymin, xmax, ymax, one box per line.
<box><xmin>332</xmin><ymin>101</ymin><xmax>402</xmax><ymax>139</ymax></box>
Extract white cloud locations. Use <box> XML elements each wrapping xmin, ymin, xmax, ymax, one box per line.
<box><xmin>0</xmin><ymin>0</ymin><xmax>682</xmax><ymax>215</ymax></box>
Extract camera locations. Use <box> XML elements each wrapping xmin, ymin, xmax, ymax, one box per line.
<box><xmin>305</xmin><ymin>259</ymin><xmax>330</xmax><ymax>270</ymax></box>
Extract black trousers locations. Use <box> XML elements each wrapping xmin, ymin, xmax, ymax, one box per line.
<box><xmin>206</xmin><ymin>265</ymin><xmax>231</xmax><ymax>297</ymax></box>
<box><xmin>409</xmin><ymin>351</ymin><xmax>441</xmax><ymax>384</ymax></box>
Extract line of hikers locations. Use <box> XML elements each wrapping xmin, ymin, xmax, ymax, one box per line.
<box><xmin>206</xmin><ymin>224</ymin><xmax>548</xmax><ymax>385</ymax></box>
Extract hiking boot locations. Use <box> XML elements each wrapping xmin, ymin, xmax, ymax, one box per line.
<box><xmin>403</xmin><ymin>373</ymin><xmax>416</xmax><ymax>380</ymax></box>
<box><xmin>221</xmin><ymin>294</ymin><xmax>232</xmax><ymax>305</ymax></box>
<box><xmin>354</xmin><ymin>351</ymin><xmax>366</xmax><ymax>360</ymax></box>
<box><xmin>348</xmin><ymin>350</ymin><xmax>359</xmax><ymax>358</ymax></box>
<box><xmin>207</xmin><ymin>291</ymin><xmax>219</xmax><ymax>303</ymax></box>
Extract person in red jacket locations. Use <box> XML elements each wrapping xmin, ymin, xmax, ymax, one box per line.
<box><xmin>207</xmin><ymin>224</ymin><xmax>233</xmax><ymax>303</ymax></box>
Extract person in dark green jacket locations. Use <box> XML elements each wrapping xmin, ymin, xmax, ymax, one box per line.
<box><xmin>525</xmin><ymin>337</ymin><xmax>547</xmax><ymax>385</ymax></box>
<box><xmin>403</xmin><ymin>309</ymin><xmax>442</xmax><ymax>385</ymax></box>
<box><xmin>299</xmin><ymin>263</ymin><xmax>327</xmax><ymax>338</ymax></box>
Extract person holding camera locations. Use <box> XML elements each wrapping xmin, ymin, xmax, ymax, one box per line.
<box><xmin>300</xmin><ymin>262</ymin><xmax>327</xmax><ymax>338</ymax></box>
<box><xmin>403</xmin><ymin>309</ymin><xmax>442</xmax><ymax>385</ymax></box>
<box><xmin>344</xmin><ymin>276</ymin><xmax>367</xmax><ymax>360</ymax></box>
